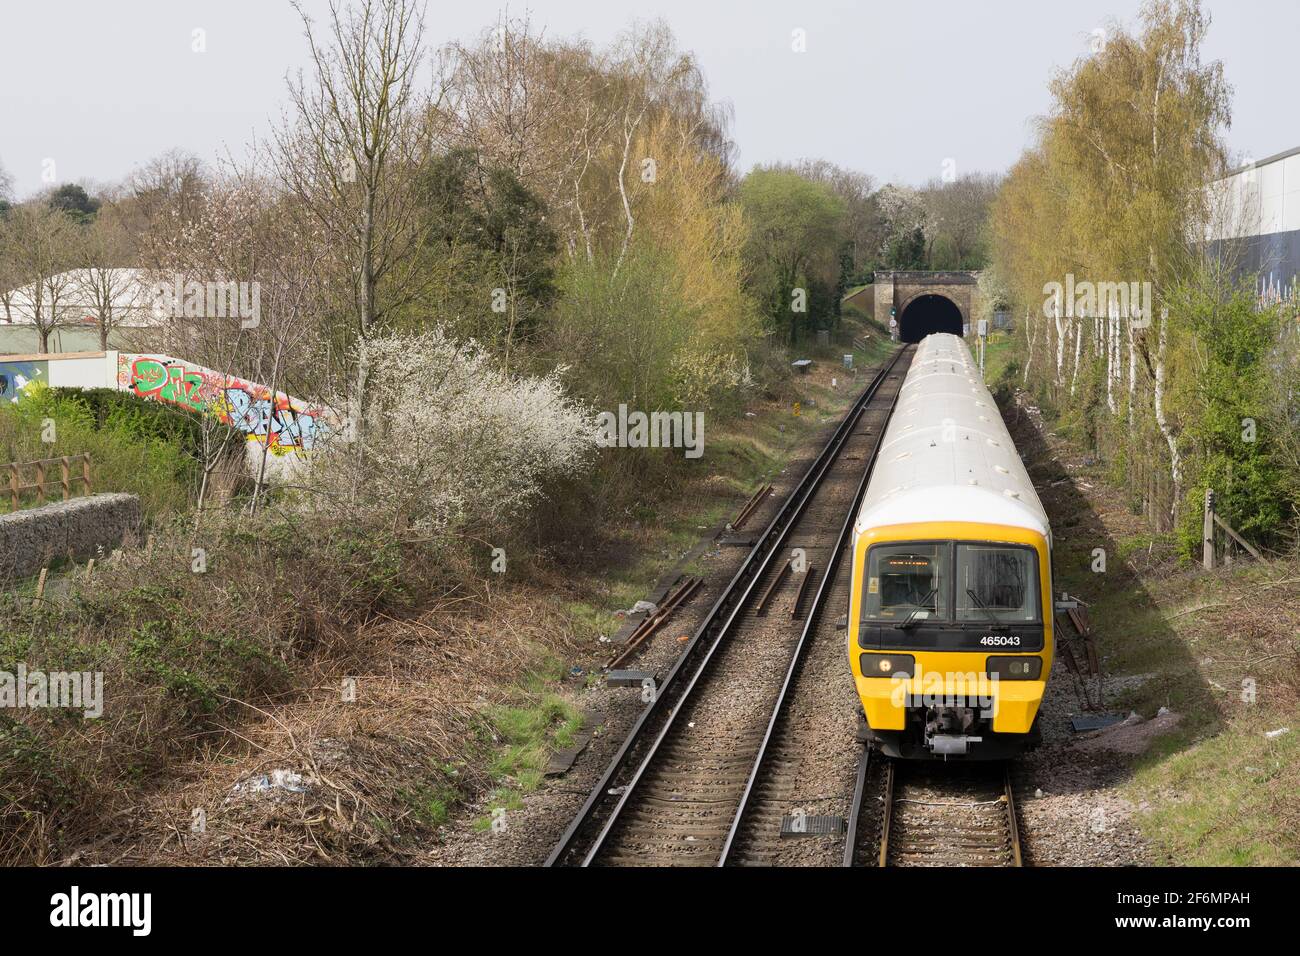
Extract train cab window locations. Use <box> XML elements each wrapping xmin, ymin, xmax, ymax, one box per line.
<box><xmin>863</xmin><ymin>544</ymin><xmax>949</xmax><ymax>621</ymax></box>
<box><xmin>955</xmin><ymin>544</ymin><xmax>1039</xmax><ymax>623</ymax></box>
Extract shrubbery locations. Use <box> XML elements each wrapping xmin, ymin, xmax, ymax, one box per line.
<box><xmin>1168</xmin><ymin>272</ymin><xmax>1295</xmax><ymax>553</ymax></box>
<box><xmin>303</xmin><ymin>327</ymin><xmax>600</xmax><ymax>539</ymax></box>
<box><xmin>0</xmin><ymin>384</ymin><xmax>198</xmax><ymax>517</ymax></box>
<box><xmin>0</xmin><ymin>510</ymin><xmax>440</xmax><ymax>862</ymax></box>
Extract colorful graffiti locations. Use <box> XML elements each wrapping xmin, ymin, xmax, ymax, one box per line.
<box><xmin>0</xmin><ymin>360</ymin><xmax>48</xmax><ymax>404</ymax></box>
<box><xmin>117</xmin><ymin>353</ymin><xmax>330</xmax><ymax>456</ymax></box>
<box><xmin>126</xmin><ymin>357</ymin><xmax>207</xmax><ymax>412</ymax></box>
<box><xmin>221</xmin><ymin>387</ymin><xmax>323</xmax><ymax>450</ymax></box>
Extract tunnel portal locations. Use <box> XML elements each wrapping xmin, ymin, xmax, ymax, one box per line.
<box><xmin>899</xmin><ymin>293</ymin><xmax>963</xmax><ymax>343</ymax></box>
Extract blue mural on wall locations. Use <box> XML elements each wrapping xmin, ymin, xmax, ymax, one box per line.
<box><xmin>0</xmin><ymin>361</ymin><xmax>48</xmax><ymax>404</ymax></box>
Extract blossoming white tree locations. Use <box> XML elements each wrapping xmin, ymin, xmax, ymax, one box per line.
<box><xmin>306</xmin><ymin>327</ymin><xmax>598</xmax><ymax>536</ymax></box>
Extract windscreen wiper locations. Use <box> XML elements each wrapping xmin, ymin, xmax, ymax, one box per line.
<box><xmin>895</xmin><ymin>588</ymin><xmax>938</xmax><ymax>629</ymax></box>
<box><xmin>967</xmin><ymin>588</ymin><xmax>1009</xmax><ymax>631</ymax></box>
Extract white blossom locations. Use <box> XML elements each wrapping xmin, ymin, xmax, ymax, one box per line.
<box><xmin>305</xmin><ymin>327</ymin><xmax>599</xmax><ymax>535</ymax></box>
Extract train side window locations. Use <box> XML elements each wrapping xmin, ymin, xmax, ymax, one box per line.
<box><xmin>954</xmin><ymin>544</ymin><xmax>1040</xmax><ymax>623</ymax></box>
<box><xmin>863</xmin><ymin>543</ymin><xmax>950</xmax><ymax>621</ymax></box>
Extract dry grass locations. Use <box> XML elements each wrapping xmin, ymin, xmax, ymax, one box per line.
<box><xmin>68</xmin><ymin>583</ymin><xmax>586</xmax><ymax>865</ymax></box>
<box><xmin>0</xmin><ymin>511</ymin><xmax>463</xmax><ymax>864</ymax></box>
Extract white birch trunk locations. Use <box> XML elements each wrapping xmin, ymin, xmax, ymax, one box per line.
<box><xmin>1023</xmin><ymin>308</ymin><xmax>1035</xmax><ymax>383</ymax></box>
<box><xmin>1054</xmin><ymin>307</ymin><xmax>1066</xmax><ymax>390</ymax></box>
<box><xmin>1127</xmin><ymin>316</ymin><xmax>1138</xmax><ymax>425</ymax></box>
<box><xmin>1070</xmin><ymin>320</ymin><xmax>1083</xmax><ymax>395</ymax></box>
<box><xmin>1152</xmin><ymin>308</ymin><xmax>1181</xmax><ymax>521</ymax></box>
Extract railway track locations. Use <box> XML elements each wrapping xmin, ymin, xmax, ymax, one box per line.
<box><xmin>546</xmin><ymin>346</ymin><xmax>912</xmax><ymax>867</ymax></box>
<box><xmin>844</xmin><ymin>748</ymin><xmax>1023</xmax><ymax>867</ymax></box>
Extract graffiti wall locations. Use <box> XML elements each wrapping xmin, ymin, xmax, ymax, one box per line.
<box><xmin>116</xmin><ymin>354</ymin><xmax>333</xmax><ymax>468</ymax></box>
<box><xmin>0</xmin><ymin>350</ymin><xmax>331</xmax><ymax>478</ymax></box>
<box><xmin>0</xmin><ymin>360</ymin><xmax>48</xmax><ymax>404</ymax></box>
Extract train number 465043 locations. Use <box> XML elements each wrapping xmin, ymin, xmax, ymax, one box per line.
<box><xmin>979</xmin><ymin>635</ymin><xmax>1022</xmax><ymax>646</ymax></box>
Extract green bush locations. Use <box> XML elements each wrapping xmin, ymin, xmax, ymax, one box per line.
<box><xmin>547</xmin><ymin>243</ymin><xmax>755</xmax><ymax>416</ymax></box>
<box><xmin>0</xmin><ymin>385</ymin><xmax>198</xmax><ymax>517</ymax></box>
<box><xmin>1169</xmin><ymin>273</ymin><xmax>1293</xmax><ymax>555</ymax></box>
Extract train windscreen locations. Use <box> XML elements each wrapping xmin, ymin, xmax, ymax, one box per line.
<box><xmin>863</xmin><ymin>544</ymin><xmax>950</xmax><ymax>621</ymax></box>
<box><xmin>954</xmin><ymin>544</ymin><xmax>1039</xmax><ymax>623</ymax></box>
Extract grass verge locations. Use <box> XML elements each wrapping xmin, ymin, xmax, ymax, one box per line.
<box><xmin>1000</xmin><ymin>373</ymin><xmax>1298</xmax><ymax>866</ymax></box>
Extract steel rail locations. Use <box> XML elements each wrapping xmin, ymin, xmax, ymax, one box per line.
<box><xmin>871</xmin><ymin>760</ymin><xmax>1024</xmax><ymax>868</ymax></box>
<box><xmin>545</xmin><ymin>347</ymin><xmax>907</xmax><ymax>867</ymax></box>
<box><xmin>841</xmin><ymin>744</ymin><xmax>872</xmax><ymax>867</ymax></box>
<box><xmin>1005</xmin><ymin>764</ymin><xmax>1023</xmax><ymax>867</ymax></box>
<box><xmin>717</xmin><ymin>361</ymin><xmax>903</xmax><ymax>865</ymax></box>
<box><xmin>877</xmin><ymin>760</ymin><xmax>896</xmax><ymax>867</ymax></box>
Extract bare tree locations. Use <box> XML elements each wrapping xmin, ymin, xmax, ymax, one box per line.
<box><xmin>0</xmin><ymin>158</ymin><xmax>13</xmax><ymax>205</ymax></box>
<box><xmin>0</xmin><ymin>204</ymin><xmax>79</xmax><ymax>352</ymax></box>
<box><xmin>919</xmin><ymin>172</ymin><xmax>1001</xmax><ymax>268</ymax></box>
<box><xmin>0</xmin><ymin>239</ymin><xmax>19</xmax><ymax>326</ymax></box>
<box><xmin>440</xmin><ymin>18</ymin><xmax>610</xmax><ymax>267</ymax></box>
<box><xmin>275</xmin><ymin>0</ymin><xmax>431</xmax><ymax>341</ymax></box>
<box><xmin>79</xmin><ymin>207</ymin><xmax>145</xmax><ymax>349</ymax></box>
<box><xmin>123</xmin><ymin>150</ymin><xmax>208</xmax><ymax>266</ymax></box>
<box><xmin>440</xmin><ymin>15</ymin><xmax>571</xmax><ymax>189</ymax></box>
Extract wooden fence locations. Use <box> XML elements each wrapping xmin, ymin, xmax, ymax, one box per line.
<box><xmin>1202</xmin><ymin>487</ymin><xmax>1263</xmax><ymax>570</ymax></box>
<box><xmin>5</xmin><ymin>454</ymin><xmax>93</xmax><ymax>511</ymax></box>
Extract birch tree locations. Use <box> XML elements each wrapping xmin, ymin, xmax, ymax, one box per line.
<box><xmin>990</xmin><ymin>0</ymin><xmax>1230</xmax><ymax>529</ymax></box>
<box><xmin>79</xmin><ymin>208</ymin><xmax>143</xmax><ymax>349</ymax></box>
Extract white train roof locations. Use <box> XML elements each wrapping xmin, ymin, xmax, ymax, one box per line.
<box><xmin>855</xmin><ymin>333</ymin><xmax>1050</xmax><ymax>542</ymax></box>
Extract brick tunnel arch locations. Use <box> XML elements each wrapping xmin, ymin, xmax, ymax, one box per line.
<box><xmin>898</xmin><ymin>293</ymin><xmax>963</xmax><ymax>343</ymax></box>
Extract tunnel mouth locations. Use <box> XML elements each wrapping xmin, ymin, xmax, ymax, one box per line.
<box><xmin>899</xmin><ymin>294</ymin><xmax>963</xmax><ymax>343</ymax></box>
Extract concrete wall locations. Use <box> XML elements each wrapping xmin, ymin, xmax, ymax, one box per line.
<box><xmin>0</xmin><ymin>325</ymin><xmax>148</xmax><ymax>355</ymax></box>
<box><xmin>0</xmin><ymin>493</ymin><xmax>142</xmax><ymax>580</ymax></box>
<box><xmin>115</xmin><ymin>352</ymin><xmax>332</xmax><ymax>477</ymax></box>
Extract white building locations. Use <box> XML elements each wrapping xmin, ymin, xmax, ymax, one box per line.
<box><xmin>0</xmin><ymin>267</ymin><xmax>163</xmax><ymax>329</ymax></box>
<box><xmin>1205</xmin><ymin>146</ymin><xmax>1300</xmax><ymax>304</ymax></box>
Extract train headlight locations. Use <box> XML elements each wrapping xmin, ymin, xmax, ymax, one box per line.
<box><xmin>986</xmin><ymin>656</ymin><xmax>1043</xmax><ymax>680</ymax></box>
<box><xmin>859</xmin><ymin>654</ymin><xmax>914</xmax><ymax>678</ymax></box>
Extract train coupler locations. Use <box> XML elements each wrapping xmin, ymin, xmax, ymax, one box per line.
<box><xmin>924</xmin><ymin>706</ymin><xmax>984</xmax><ymax>756</ymax></box>
<box><xmin>928</xmin><ymin>733</ymin><xmax>983</xmax><ymax>756</ymax></box>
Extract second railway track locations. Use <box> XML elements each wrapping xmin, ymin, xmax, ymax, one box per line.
<box><xmin>547</xmin><ymin>346</ymin><xmax>912</xmax><ymax>866</ymax></box>
<box><xmin>845</xmin><ymin>748</ymin><xmax>1024</xmax><ymax>867</ymax></box>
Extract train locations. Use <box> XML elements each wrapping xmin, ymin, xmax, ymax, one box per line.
<box><xmin>846</xmin><ymin>333</ymin><xmax>1053</xmax><ymax>760</ymax></box>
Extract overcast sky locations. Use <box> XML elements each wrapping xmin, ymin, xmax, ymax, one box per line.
<box><xmin>0</xmin><ymin>0</ymin><xmax>1293</xmax><ymax>199</ymax></box>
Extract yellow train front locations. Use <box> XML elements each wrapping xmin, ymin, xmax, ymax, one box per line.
<box><xmin>847</xmin><ymin>334</ymin><xmax>1053</xmax><ymax>759</ymax></box>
